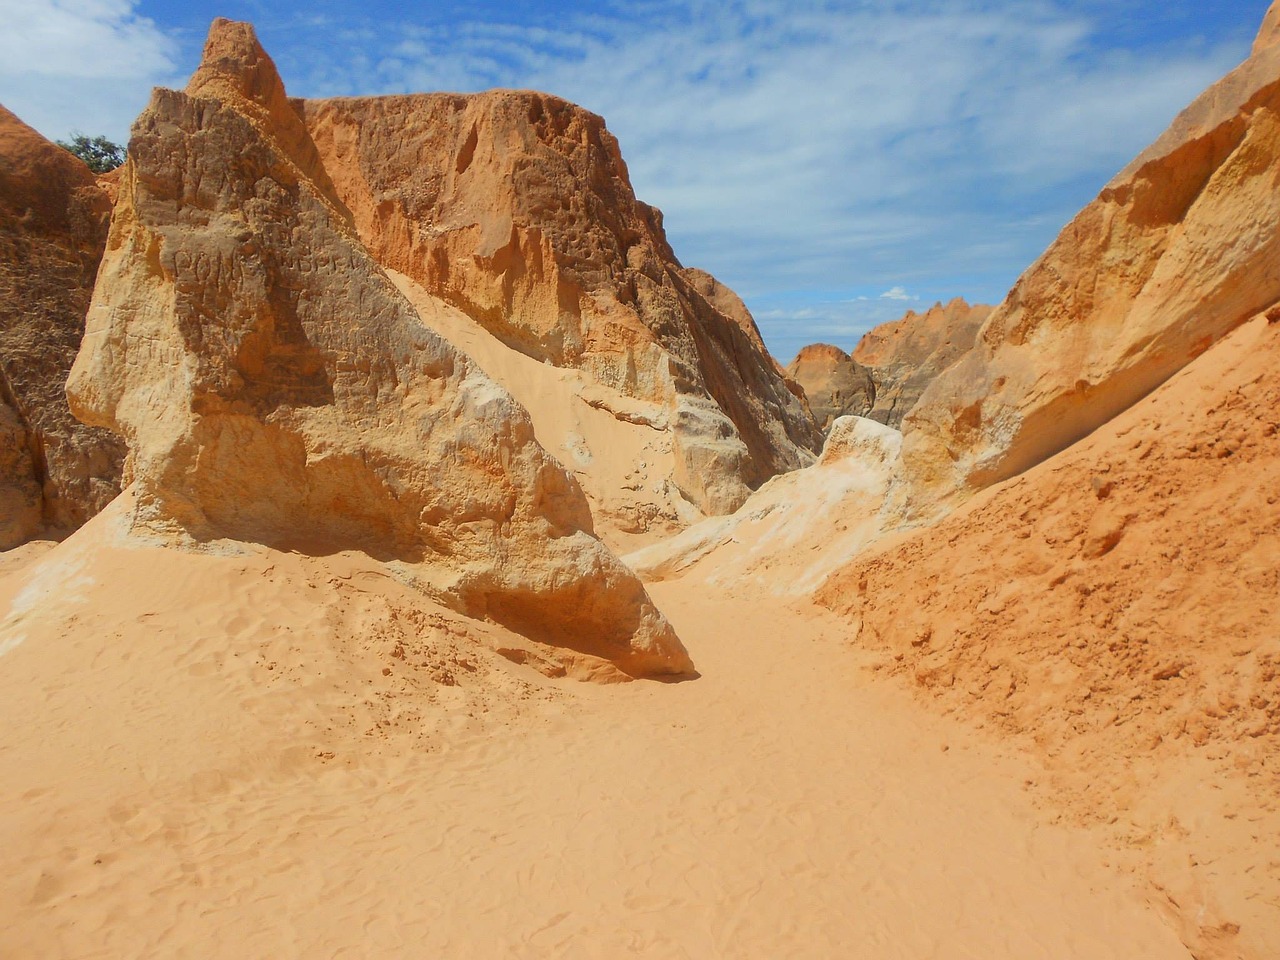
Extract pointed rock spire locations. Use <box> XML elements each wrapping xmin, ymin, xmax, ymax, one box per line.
<box><xmin>186</xmin><ymin>18</ymin><xmax>347</xmax><ymax>220</ymax></box>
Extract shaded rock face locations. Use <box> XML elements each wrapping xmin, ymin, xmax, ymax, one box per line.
<box><xmin>302</xmin><ymin>93</ymin><xmax>821</xmax><ymax>515</ymax></box>
<box><xmin>680</xmin><ymin>267</ymin><xmax>770</xmax><ymax>355</ymax></box>
<box><xmin>66</xmin><ymin>19</ymin><xmax>690</xmax><ymax>677</ymax></box>
<box><xmin>0</xmin><ymin>105</ymin><xmax>125</xmax><ymax>548</ymax></box>
<box><xmin>902</xmin><ymin>35</ymin><xmax>1280</xmax><ymax>504</ymax></box>
<box><xmin>851</xmin><ymin>298</ymin><xmax>991</xmax><ymax>430</ymax></box>
<box><xmin>785</xmin><ymin>344</ymin><xmax>875</xmax><ymax>432</ymax></box>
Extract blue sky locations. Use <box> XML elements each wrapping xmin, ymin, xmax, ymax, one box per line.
<box><xmin>0</xmin><ymin>1</ymin><xmax>1268</xmax><ymax>362</ymax></box>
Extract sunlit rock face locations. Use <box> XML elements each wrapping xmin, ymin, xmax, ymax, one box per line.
<box><xmin>902</xmin><ymin>35</ymin><xmax>1280</xmax><ymax>507</ymax></box>
<box><xmin>852</xmin><ymin>298</ymin><xmax>992</xmax><ymax>430</ymax></box>
<box><xmin>785</xmin><ymin>344</ymin><xmax>875</xmax><ymax>432</ymax></box>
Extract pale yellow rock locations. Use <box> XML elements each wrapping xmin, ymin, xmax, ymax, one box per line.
<box><xmin>627</xmin><ymin>416</ymin><xmax>903</xmax><ymax>596</ymax></box>
<box><xmin>1255</xmin><ymin>0</ymin><xmax>1280</xmax><ymax>56</ymax></box>
<box><xmin>0</xmin><ymin>104</ymin><xmax>124</xmax><ymax>546</ymax></box>
<box><xmin>66</xmin><ymin>19</ymin><xmax>691</xmax><ymax>677</ymax></box>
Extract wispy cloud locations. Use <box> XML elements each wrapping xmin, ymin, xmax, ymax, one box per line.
<box><xmin>0</xmin><ymin>0</ymin><xmax>180</xmax><ymax>142</ymax></box>
<box><xmin>879</xmin><ymin>287</ymin><xmax>917</xmax><ymax>302</ymax></box>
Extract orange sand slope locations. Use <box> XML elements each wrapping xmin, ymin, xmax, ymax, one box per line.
<box><xmin>0</xmin><ymin>521</ymin><xmax>1190</xmax><ymax>958</ymax></box>
<box><xmin>816</xmin><ymin>313</ymin><xmax>1280</xmax><ymax>960</ymax></box>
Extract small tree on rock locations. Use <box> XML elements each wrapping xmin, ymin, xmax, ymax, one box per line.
<box><xmin>56</xmin><ymin>133</ymin><xmax>125</xmax><ymax>174</ymax></box>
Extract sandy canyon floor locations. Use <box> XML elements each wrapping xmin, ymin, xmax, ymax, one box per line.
<box><xmin>0</xmin><ymin>524</ymin><xmax>1197</xmax><ymax>959</ymax></box>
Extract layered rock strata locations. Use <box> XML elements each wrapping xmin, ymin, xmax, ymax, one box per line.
<box><xmin>902</xmin><ymin>33</ymin><xmax>1280</xmax><ymax>503</ymax></box>
<box><xmin>851</xmin><ymin>298</ymin><xmax>991</xmax><ymax>429</ymax></box>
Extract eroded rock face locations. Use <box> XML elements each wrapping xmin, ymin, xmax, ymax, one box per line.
<box><xmin>0</xmin><ymin>104</ymin><xmax>124</xmax><ymax>548</ymax></box>
<box><xmin>851</xmin><ymin>298</ymin><xmax>991</xmax><ymax>430</ymax></box>
<box><xmin>66</xmin><ymin>19</ymin><xmax>691</xmax><ymax>677</ymax></box>
<box><xmin>302</xmin><ymin>93</ymin><xmax>821</xmax><ymax>516</ymax></box>
<box><xmin>902</xmin><ymin>35</ymin><xmax>1280</xmax><ymax>504</ymax></box>
<box><xmin>785</xmin><ymin>344</ymin><xmax>875</xmax><ymax>432</ymax></box>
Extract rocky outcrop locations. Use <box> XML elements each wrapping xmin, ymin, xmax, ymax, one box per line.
<box><xmin>680</xmin><ymin>266</ymin><xmax>770</xmax><ymax>354</ymax></box>
<box><xmin>902</xmin><ymin>33</ymin><xmax>1280</xmax><ymax>504</ymax></box>
<box><xmin>0</xmin><ymin>104</ymin><xmax>124</xmax><ymax>548</ymax></box>
<box><xmin>66</xmin><ymin>19</ymin><xmax>691</xmax><ymax>677</ymax></box>
<box><xmin>302</xmin><ymin>93</ymin><xmax>821</xmax><ymax>517</ymax></box>
<box><xmin>851</xmin><ymin>298</ymin><xmax>991</xmax><ymax>429</ymax></box>
<box><xmin>785</xmin><ymin>344</ymin><xmax>875</xmax><ymax>432</ymax></box>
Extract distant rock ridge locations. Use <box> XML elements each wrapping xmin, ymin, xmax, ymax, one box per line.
<box><xmin>66</xmin><ymin>19</ymin><xmax>691</xmax><ymax>677</ymax></box>
<box><xmin>0</xmin><ymin>104</ymin><xmax>124</xmax><ymax>549</ymax></box>
<box><xmin>302</xmin><ymin>91</ymin><xmax>821</xmax><ymax>517</ymax></box>
<box><xmin>852</xmin><ymin>297</ymin><xmax>992</xmax><ymax>429</ymax></box>
<box><xmin>784</xmin><ymin>344</ymin><xmax>875</xmax><ymax>432</ymax></box>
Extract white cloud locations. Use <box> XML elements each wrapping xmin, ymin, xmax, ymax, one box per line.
<box><xmin>0</xmin><ymin>0</ymin><xmax>179</xmax><ymax>143</ymax></box>
<box><xmin>879</xmin><ymin>287</ymin><xmax>917</xmax><ymax>302</ymax></box>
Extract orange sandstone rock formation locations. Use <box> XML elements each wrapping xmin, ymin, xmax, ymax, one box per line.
<box><xmin>302</xmin><ymin>92</ymin><xmax>821</xmax><ymax>518</ymax></box>
<box><xmin>852</xmin><ymin>297</ymin><xmax>992</xmax><ymax>429</ymax></box>
<box><xmin>902</xmin><ymin>32</ymin><xmax>1280</xmax><ymax>505</ymax></box>
<box><xmin>785</xmin><ymin>344</ymin><xmax>875</xmax><ymax>432</ymax></box>
<box><xmin>0</xmin><ymin>105</ymin><xmax>124</xmax><ymax>548</ymax></box>
<box><xmin>66</xmin><ymin>19</ymin><xmax>690</xmax><ymax>677</ymax></box>
<box><xmin>680</xmin><ymin>266</ymin><xmax>771</xmax><ymax>355</ymax></box>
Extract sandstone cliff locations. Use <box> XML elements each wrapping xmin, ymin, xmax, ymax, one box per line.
<box><xmin>902</xmin><ymin>34</ymin><xmax>1280</xmax><ymax>504</ymax></box>
<box><xmin>66</xmin><ymin>19</ymin><xmax>690</xmax><ymax>677</ymax></box>
<box><xmin>785</xmin><ymin>344</ymin><xmax>875</xmax><ymax>432</ymax></box>
<box><xmin>302</xmin><ymin>93</ymin><xmax>821</xmax><ymax>519</ymax></box>
<box><xmin>851</xmin><ymin>298</ymin><xmax>991</xmax><ymax>429</ymax></box>
<box><xmin>0</xmin><ymin>105</ymin><xmax>124</xmax><ymax>548</ymax></box>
